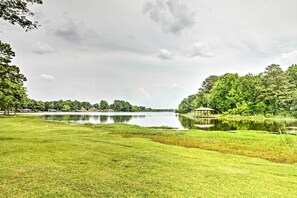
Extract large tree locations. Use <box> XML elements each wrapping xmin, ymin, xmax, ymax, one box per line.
<box><xmin>0</xmin><ymin>42</ymin><xmax>27</xmax><ymax>114</ymax></box>
<box><xmin>259</xmin><ymin>64</ymin><xmax>293</xmax><ymax>115</ymax></box>
<box><xmin>0</xmin><ymin>0</ymin><xmax>42</xmax><ymax>114</ymax></box>
<box><xmin>99</xmin><ymin>100</ymin><xmax>109</xmax><ymax>111</ymax></box>
<box><xmin>287</xmin><ymin>64</ymin><xmax>297</xmax><ymax>88</ymax></box>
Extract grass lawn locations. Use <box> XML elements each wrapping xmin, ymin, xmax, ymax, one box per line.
<box><xmin>0</xmin><ymin>115</ymin><xmax>297</xmax><ymax>197</ymax></box>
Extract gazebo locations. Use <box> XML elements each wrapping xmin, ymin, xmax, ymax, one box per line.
<box><xmin>194</xmin><ymin>107</ymin><xmax>215</xmax><ymax>118</ymax></box>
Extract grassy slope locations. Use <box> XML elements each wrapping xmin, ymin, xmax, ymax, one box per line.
<box><xmin>0</xmin><ymin>116</ymin><xmax>296</xmax><ymax>197</ymax></box>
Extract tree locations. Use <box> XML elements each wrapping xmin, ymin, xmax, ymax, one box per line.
<box><xmin>177</xmin><ymin>94</ymin><xmax>196</xmax><ymax>113</ymax></box>
<box><xmin>111</xmin><ymin>100</ymin><xmax>132</xmax><ymax>112</ymax></box>
<box><xmin>199</xmin><ymin>75</ymin><xmax>220</xmax><ymax>94</ymax></box>
<box><xmin>99</xmin><ymin>100</ymin><xmax>109</xmax><ymax>111</ymax></box>
<box><xmin>209</xmin><ymin>73</ymin><xmax>240</xmax><ymax>113</ymax></box>
<box><xmin>0</xmin><ymin>0</ymin><xmax>42</xmax><ymax>114</ymax></box>
<box><xmin>0</xmin><ymin>42</ymin><xmax>27</xmax><ymax>114</ymax></box>
<box><xmin>287</xmin><ymin>64</ymin><xmax>297</xmax><ymax>88</ymax></box>
<box><xmin>291</xmin><ymin>90</ymin><xmax>297</xmax><ymax>117</ymax></box>
<box><xmin>62</xmin><ymin>104</ymin><xmax>71</xmax><ymax>112</ymax></box>
<box><xmin>0</xmin><ymin>0</ymin><xmax>43</xmax><ymax>31</ymax></box>
<box><xmin>178</xmin><ymin>64</ymin><xmax>297</xmax><ymax>117</ymax></box>
<box><xmin>81</xmin><ymin>101</ymin><xmax>92</xmax><ymax>111</ymax></box>
<box><xmin>259</xmin><ymin>64</ymin><xmax>293</xmax><ymax>115</ymax></box>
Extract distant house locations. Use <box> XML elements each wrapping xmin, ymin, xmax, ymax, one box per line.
<box><xmin>79</xmin><ymin>107</ymin><xmax>87</xmax><ymax>112</ymax></box>
<box><xmin>21</xmin><ymin>109</ymin><xmax>32</xmax><ymax>113</ymax></box>
<box><xmin>89</xmin><ymin>107</ymin><xmax>97</xmax><ymax>112</ymax></box>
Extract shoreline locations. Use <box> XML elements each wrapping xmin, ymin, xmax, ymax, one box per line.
<box><xmin>180</xmin><ymin>112</ymin><xmax>297</xmax><ymax>122</ymax></box>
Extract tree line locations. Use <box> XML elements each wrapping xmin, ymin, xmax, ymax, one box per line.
<box><xmin>18</xmin><ymin>99</ymin><xmax>169</xmax><ymax>113</ymax></box>
<box><xmin>177</xmin><ymin>64</ymin><xmax>297</xmax><ymax>117</ymax></box>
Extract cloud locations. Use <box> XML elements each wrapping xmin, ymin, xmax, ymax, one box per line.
<box><xmin>153</xmin><ymin>82</ymin><xmax>179</xmax><ymax>89</ymax></box>
<box><xmin>190</xmin><ymin>42</ymin><xmax>214</xmax><ymax>57</ymax></box>
<box><xmin>137</xmin><ymin>88</ymin><xmax>151</xmax><ymax>98</ymax></box>
<box><xmin>54</xmin><ymin>18</ymin><xmax>97</xmax><ymax>43</ymax></box>
<box><xmin>40</xmin><ymin>74</ymin><xmax>55</xmax><ymax>81</ymax></box>
<box><xmin>32</xmin><ymin>42</ymin><xmax>54</xmax><ymax>54</ymax></box>
<box><xmin>274</xmin><ymin>50</ymin><xmax>297</xmax><ymax>66</ymax></box>
<box><xmin>158</xmin><ymin>48</ymin><xmax>173</xmax><ymax>60</ymax></box>
<box><xmin>143</xmin><ymin>0</ymin><xmax>196</xmax><ymax>34</ymax></box>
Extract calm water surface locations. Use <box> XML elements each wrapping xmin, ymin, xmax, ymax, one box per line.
<box><xmin>43</xmin><ymin>112</ymin><xmax>184</xmax><ymax>129</ymax></box>
<box><xmin>42</xmin><ymin>112</ymin><xmax>297</xmax><ymax>133</ymax></box>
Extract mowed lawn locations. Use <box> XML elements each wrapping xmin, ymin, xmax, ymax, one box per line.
<box><xmin>0</xmin><ymin>116</ymin><xmax>297</xmax><ymax>197</ymax></box>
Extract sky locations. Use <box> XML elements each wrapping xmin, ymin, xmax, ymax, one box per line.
<box><xmin>1</xmin><ymin>0</ymin><xmax>297</xmax><ymax>108</ymax></box>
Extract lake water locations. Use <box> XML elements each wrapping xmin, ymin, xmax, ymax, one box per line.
<box><xmin>42</xmin><ymin>112</ymin><xmax>297</xmax><ymax>133</ymax></box>
<box><xmin>43</xmin><ymin>112</ymin><xmax>185</xmax><ymax>129</ymax></box>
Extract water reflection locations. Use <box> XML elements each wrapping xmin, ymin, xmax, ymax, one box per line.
<box><xmin>44</xmin><ymin>115</ymin><xmax>135</xmax><ymax>124</ymax></box>
<box><xmin>43</xmin><ymin>113</ymin><xmax>297</xmax><ymax>134</ymax></box>
<box><xmin>178</xmin><ymin>116</ymin><xmax>297</xmax><ymax>133</ymax></box>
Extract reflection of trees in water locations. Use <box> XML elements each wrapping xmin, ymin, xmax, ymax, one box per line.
<box><xmin>45</xmin><ymin>115</ymin><xmax>146</xmax><ymax>124</ymax></box>
<box><xmin>110</xmin><ymin>116</ymin><xmax>133</xmax><ymax>123</ymax></box>
<box><xmin>100</xmin><ymin>116</ymin><xmax>108</xmax><ymax>123</ymax></box>
<box><xmin>45</xmin><ymin>115</ymin><xmax>91</xmax><ymax>122</ymax></box>
<box><xmin>178</xmin><ymin>115</ymin><xmax>297</xmax><ymax>133</ymax></box>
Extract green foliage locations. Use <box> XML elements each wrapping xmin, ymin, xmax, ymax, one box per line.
<box><xmin>227</xmin><ymin>101</ymin><xmax>250</xmax><ymax>116</ymax></box>
<box><xmin>210</xmin><ymin>73</ymin><xmax>240</xmax><ymax>112</ymax></box>
<box><xmin>62</xmin><ymin>104</ymin><xmax>71</xmax><ymax>112</ymax></box>
<box><xmin>110</xmin><ymin>100</ymin><xmax>133</xmax><ymax>112</ymax></box>
<box><xmin>178</xmin><ymin>64</ymin><xmax>297</xmax><ymax>117</ymax></box>
<box><xmin>291</xmin><ymin>90</ymin><xmax>297</xmax><ymax>117</ymax></box>
<box><xmin>0</xmin><ymin>0</ymin><xmax>42</xmax><ymax>114</ymax></box>
<box><xmin>0</xmin><ymin>0</ymin><xmax>43</xmax><ymax>31</ymax></box>
<box><xmin>19</xmin><ymin>98</ymin><xmax>163</xmax><ymax>113</ymax></box>
<box><xmin>287</xmin><ymin>64</ymin><xmax>297</xmax><ymax>88</ymax></box>
<box><xmin>0</xmin><ymin>42</ymin><xmax>27</xmax><ymax>114</ymax></box>
<box><xmin>177</xmin><ymin>94</ymin><xmax>196</xmax><ymax>113</ymax></box>
<box><xmin>99</xmin><ymin>100</ymin><xmax>109</xmax><ymax>110</ymax></box>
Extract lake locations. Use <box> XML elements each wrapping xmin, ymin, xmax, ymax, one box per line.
<box><xmin>41</xmin><ymin>112</ymin><xmax>297</xmax><ymax>133</ymax></box>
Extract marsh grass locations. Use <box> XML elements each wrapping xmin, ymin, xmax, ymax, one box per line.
<box><xmin>111</xmin><ymin>127</ymin><xmax>297</xmax><ymax>164</ymax></box>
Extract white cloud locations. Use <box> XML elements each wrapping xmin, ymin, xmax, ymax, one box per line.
<box><xmin>170</xmin><ymin>83</ymin><xmax>179</xmax><ymax>88</ymax></box>
<box><xmin>40</xmin><ymin>74</ymin><xmax>55</xmax><ymax>81</ymax></box>
<box><xmin>32</xmin><ymin>42</ymin><xmax>54</xmax><ymax>54</ymax></box>
<box><xmin>274</xmin><ymin>50</ymin><xmax>297</xmax><ymax>66</ymax></box>
<box><xmin>137</xmin><ymin>88</ymin><xmax>151</xmax><ymax>98</ymax></box>
<box><xmin>190</xmin><ymin>42</ymin><xmax>214</xmax><ymax>57</ymax></box>
<box><xmin>153</xmin><ymin>82</ymin><xmax>179</xmax><ymax>89</ymax></box>
<box><xmin>158</xmin><ymin>48</ymin><xmax>173</xmax><ymax>60</ymax></box>
<box><xmin>143</xmin><ymin>0</ymin><xmax>196</xmax><ymax>34</ymax></box>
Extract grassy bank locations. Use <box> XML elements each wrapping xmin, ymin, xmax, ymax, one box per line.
<box><xmin>0</xmin><ymin>116</ymin><xmax>297</xmax><ymax>197</ymax></box>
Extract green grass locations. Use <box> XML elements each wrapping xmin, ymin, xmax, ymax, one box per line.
<box><xmin>94</xmin><ymin>124</ymin><xmax>297</xmax><ymax>164</ymax></box>
<box><xmin>0</xmin><ymin>115</ymin><xmax>297</xmax><ymax>197</ymax></box>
